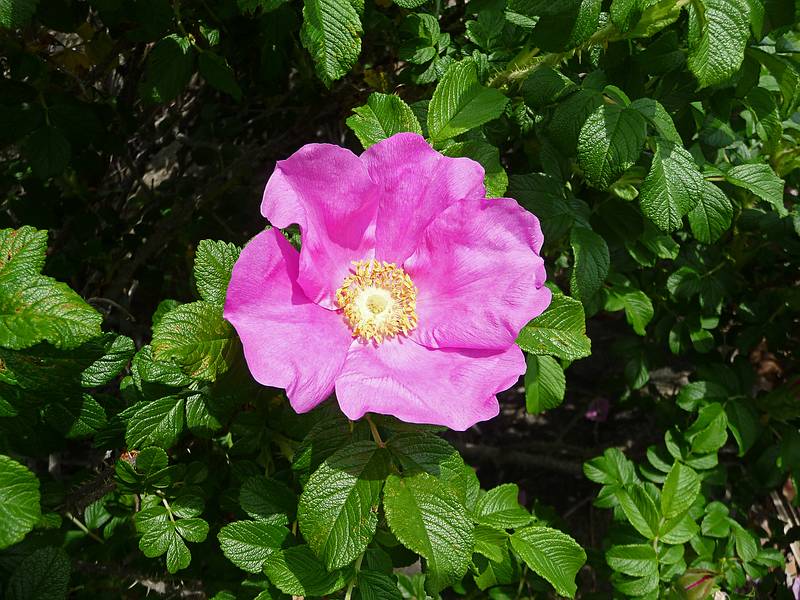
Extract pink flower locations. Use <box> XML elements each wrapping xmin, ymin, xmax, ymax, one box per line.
<box><xmin>224</xmin><ymin>133</ymin><xmax>551</xmax><ymax>430</ymax></box>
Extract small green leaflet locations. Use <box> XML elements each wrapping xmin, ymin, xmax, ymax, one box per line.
<box><xmin>606</xmin><ymin>543</ymin><xmax>658</xmax><ymax>579</ymax></box>
<box><xmin>516</xmin><ymin>292</ymin><xmax>591</xmax><ymax>360</ymax></box>
<box><xmin>687</xmin><ymin>0</ymin><xmax>751</xmax><ymax>88</ymax></box>
<box><xmin>346</xmin><ymin>93</ymin><xmax>423</xmax><ymax>149</ymax></box>
<box><xmin>0</xmin><ymin>454</ymin><xmax>41</xmax><ymax>549</ymax></box>
<box><xmin>510</xmin><ymin>526</ymin><xmax>586</xmax><ymax>598</ymax></box>
<box><xmin>473</xmin><ymin>483</ymin><xmax>532</xmax><ymax>530</ymax></box>
<box><xmin>660</xmin><ymin>462</ymin><xmax>700</xmax><ymax>519</ymax></box>
<box><xmin>427</xmin><ymin>59</ymin><xmax>509</xmax><ymax>142</ymax></box>
<box><xmin>725</xmin><ymin>163</ymin><xmax>786</xmax><ymax>216</ymax></box>
<box><xmin>688</xmin><ymin>181</ymin><xmax>733</xmax><ymax>243</ymax></box>
<box><xmin>524</xmin><ymin>354</ymin><xmax>566</xmax><ymax>414</ymax></box>
<box><xmin>569</xmin><ymin>225</ymin><xmax>610</xmax><ymax>301</ymax></box>
<box><xmin>218</xmin><ymin>520</ymin><xmax>292</xmax><ymax>573</ymax></box>
<box><xmin>263</xmin><ymin>545</ymin><xmax>351</xmax><ymax>596</ymax></box>
<box><xmin>614</xmin><ymin>484</ymin><xmax>660</xmax><ymax>539</ymax></box>
<box><xmin>126</xmin><ymin>396</ymin><xmax>185</xmax><ymax>449</ymax></box>
<box><xmin>194</xmin><ymin>240</ymin><xmax>241</xmax><ymax>306</ymax></box>
<box><xmin>0</xmin><ymin>226</ymin><xmax>47</xmax><ymax>277</ymax></box>
<box><xmin>301</xmin><ymin>0</ymin><xmax>362</xmax><ymax>87</ymax></box>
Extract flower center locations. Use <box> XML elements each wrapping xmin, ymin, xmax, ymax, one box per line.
<box><xmin>336</xmin><ymin>260</ymin><xmax>418</xmax><ymax>343</ymax></box>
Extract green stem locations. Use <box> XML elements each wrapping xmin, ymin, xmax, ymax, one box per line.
<box><xmin>161</xmin><ymin>496</ymin><xmax>176</xmax><ymax>524</ymax></box>
<box><xmin>66</xmin><ymin>512</ymin><xmax>105</xmax><ymax>544</ymax></box>
<box><xmin>344</xmin><ymin>553</ymin><xmax>365</xmax><ymax>600</ymax></box>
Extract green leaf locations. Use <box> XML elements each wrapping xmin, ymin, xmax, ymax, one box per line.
<box><xmin>629</xmin><ymin>97</ymin><xmax>682</xmax><ymax>144</ymax></box>
<box><xmin>661</xmin><ymin>462</ymin><xmax>700</xmax><ymax>518</ymax></box>
<box><xmin>383</xmin><ymin>471</ymin><xmax>474</xmax><ymax>594</ymax></box>
<box><xmin>0</xmin><ymin>0</ymin><xmax>39</xmax><ymax>29</ymax></box>
<box><xmin>548</xmin><ymin>88</ymin><xmax>604</xmax><ymax>156</ymax></box>
<box><xmin>175</xmin><ymin>517</ymin><xmax>209</xmax><ymax>542</ymax></box>
<box><xmin>687</xmin><ymin>0</ymin><xmax>751</xmax><ymax>88</ymax></box>
<box><xmin>357</xmin><ymin>571</ymin><xmax>403</xmax><ymax>600</ymax></box>
<box><xmin>639</xmin><ymin>138</ymin><xmax>703</xmax><ymax>232</ymax></box>
<box><xmin>44</xmin><ymin>394</ymin><xmax>107</xmax><ymax>438</ymax></box>
<box><xmin>524</xmin><ymin>354</ymin><xmax>566</xmax><ymax>414</ymax></box>
<box><xmin>473</xmin><ymin>525</ymin><xmax>508</xmax><ymax>562</ymax></box>
<box><xmin>731</xmin><ymin>522</ymin><xmax>758</xmax><ymax>562</ymax></box>
<box><xmin>427</xmin><ymin>59</ymin><xmax>509</xmax><ymax>142</ymax></box>
<box><xmin>346</xmin><ymin>93</ymin><xmax>423</xmax><ymax>149</ymax></box>
<box><xmin>198</xmin><ymin>51</ymin><xmax>242</xmax><ymax>100</ymax></box>
<box><xmin>300</xmin><ymin>0</ymin><xmax>362</xmax><ymax>87</ymax></box>
<box><xmin>686</xmin><ymin>402</ymin><xmax>728</xmax><ymax>454</ymax></box>
<box><xmin>700</xmin><ymin>501</ymin><xmax>731</xmax><ymax>537</ymax></box>
<box><xmin>126</xmin><ymin>396</ymin><xmax>185</xmax><ymax>449</ymax></box>
<box><xmin>569</xmin><ymin>226</ymin><xmax>610</xmax><ymax>301</ymax></box>
<box><xmin>264</xmin><ymin>545</ymin><xmax>350</xmax><ymax>596</ymax></box>
<box><xmin>615</xmin><ymin>484</ymin><xmax>660</xmax><ymax>539</ymax></box>
<box><xmin>0</xmin><ymin>226</ymin><xmax>47</xmax><ymax>278</ymax></box>
<box><xmin>298</xmin><ymin>441</ymin><xmax>390</xmax><ymax>570</ymax></box>
<box><xmin>194</xmin><ymin>240</ymin><xmax>240</xmax><ymax>306</ymax></box>
<box><xmin>474</xmin><ymin>483</ymin><xmax>532</xmax><ymax>530</ymax></box>
<box><xmin>132</xmin><ymin>345</ymin><xmax>191</xmax><ymax>389</ymax></box>
<box><xmin>141</xmin><ymin>35</ymin><xmax>196</xmax><ymax>103</ymax></box>
<box><xmin>688</xmin><ymin>181</ymin><xmax>733</xmax><ymax>243</ymax></box>
<box><xmin>240</xmin><ymin>475</ymin><xmax>296</xmax><ymax>523</ymax></box>
<box><xmin>606</xmin><ymin>544</ymin><xmax>658</xmax><ymax>578</ymax></box>
<box><xmin>577</xmin><ymin>103</ymin><xmax>647</xmax><ymax>190</ymax></box>
<box><xmin>608</xmin><ymin>288</ymin><xmax>654</xmax><ymax>336</ymax></box>
<box><xmin>517</xmin><ymin>292</ymin><xmax>592</xmax><ymax>360</ymax></box>
<box><xmin>152</xmin><ymin>301</ymin><xmax>235</xmax><ymax>381</ymax></box>
<box><xmin>0</xmin><ymin>454</ymin><xmax>41</xmax><ymax>549</ymax></box>
<box><xmin>510</xmin><ymin>526</ymin><xmax>586</xmax><ymax>598</ymax></box>
<box><xmin>218</xmin><ymin>521</ymin><xmax>292</xmax><ymax>573</ymax></box>
<box><xmin>522</xmin><ymin>67</ymin><xmax>578</xmax><ymax>109</ymax></box>
<box><xmin>0</xmin><ymin>275</ymin><xmax>102</xmax><ymax>350</ymax></box>
<box><xmin>24</xmin><ymin>126</ymin><xmax>71</xmax><ymax>179</ymax></box>
<box><xmin>440</xmin><ymin>140</ymin><xmax>508</xmax><ymax>198</ymax></box>
<box><xmin>530</xmin><ymin>0</ymin><xmax>602</xmax><ymax>52</ymax></box>
<box><xmin>583</xmin><ymin>448</ymin><xmax>636</xmax><ymax>486</ymax></box>
<box><xmin>6</xmin><ymin>546</ymin><xmax>69</xmax><ymax>600</ymax></box>
<box><xmin>660</xmin><ymin>512</ymin><xmax>699</xmax><ymax>544</ymax></box>
<box><xmin>725</xmin><ymin>163</ymin><xmax>786</xmax><ymax>216</ymax></box>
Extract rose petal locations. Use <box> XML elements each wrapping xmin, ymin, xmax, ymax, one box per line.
<box><xmin>335</xmin><ymin>337</ymin><xmax>525</xmax><ymax>430</ymax></box>
<box><xmin>261</xmin><ymin>143</ymin><xmax>377</xmax><ymax>308</ymax></box>
<box><xmin>362</xmin><ymin>133</ymin><xmax>486</xmax><ymax>264</ymax></box>
<box><xmin>224</xmin><ymin>229</ymin><xmax>352</xmax><ymax>412</ymax></box>
<box><xmin>405</xmin><ymin>197</ymin><xmax>551</xmax><ymax>351</ymax></box>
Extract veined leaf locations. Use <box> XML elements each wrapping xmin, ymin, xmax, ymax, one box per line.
<box><xmin>218</xmin><ymin>520</ymin><xmax>292</xmax><ymax>573</ymax></box>
<box><xmin>0</xmin><ymin>455</ymin><xmax>41</xmax><ymax>549</ymax></box>
<box><xmin>301</xmin><ymin>0</ymin><xmax>362</xmax><ymax>87</ymax></box>
<box><xmin>687</xmin><ymin>0</ymin><xmax>751</xmax><ymax>88</ymax></box>
<box><xmin>688</xmin><ymin>181</ymin><xmax>733</xmax><ymax>243</ymax></box>
<box><xmin>524</xmin><ymin>354</ymin><xmax>566</xmax><ymax>414</ymax></box>
<box><xmin>517</xmin><ymin>292</ymin><xmax>591</xmax><ymax>360</ymax></box>
<box><xmin>510</xmin><ymin>526</ymin><xmax>586</xmax><ymax>598</ymax></box>
<box><xmin>346</xmin><ymin>93</ymin><xmax>423</xmax><ymax>149</ymax></box>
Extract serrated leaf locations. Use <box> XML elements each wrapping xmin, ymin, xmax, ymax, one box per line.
<box><xmin>661</xmin><ymin>462</ymin><xmax>700</xmax><ymax>518</ymax></box>
<box><xmin>24</xmin><ymin>126</ymin><xmax>71</xmax><ymax>179</ymax></box>
<box><xmin>639</xmin><ymin>138</ymin><xmax>703</xmax><ymax>232</ymax></box>
<box><xmin>383</xmin><ymin>471</ymin><xmax>473</xmax><ymax>594</ymax></box>
<box><xmin>577</xmin><ymin>103</ymin><xmax>647</xmax><ymax>190</ymax></box>
<box><xmin>298</xmin><ymin>441</ymin><xmax>390</xmax><ymax>570</ymax></box>
<box><xmin>152</xmin><ymin>301</ymin><xmax>235</xmax><ymax>381</ymax></box>
<box><xmin>6</xmin><ymin>546</ymin><xmax>69</xmax><ymax>600</ymax></box>
<box><xmin>548</xmin><ymin>88</ymin><xmax>604</xmax><ymax>155</ymax></box>
<box><xmin>474</xmin><ymin>483</ymin><xmax>532</xmax><ymax>530</ymax></box>
<box><xmin>240</xmin><ymin>475</ymin><xmax>296</xmax><ymax>523</ymax></box>
<box><xmin>198</xmin><ymin>51</ymin><xmax>242</xmax><ymax>100</ymax></box>
<box><xmin>44</xmin><ymin>394</ymin><xmax>107</xmax><ymax>438</ymax></box>
<box><xmin>175</xmin><ymin>517</ymin><xmax>209</xmax><ymax>542</ymax></box>
<box><xmin>264</xmin><ymin>545</ymin><xmax>350</xmax><ymax>596</ymax></box>
<box><xmin>517</xmin><ymin>293</ymin><xmax>591</xmax><ymax>360</ymax></box>
<box><xmin>126</xmin><ymin>396</ymin><xmax>185</xmax><ymax>449</ymax></box>
<box><xmin>301</xmin><ymin>0</ymin><xmax>362</xmax><ymax>87</ymax></box>
<box><xmin>0</xmin><ymin>454</ymin><xmax>41</xmax><ymax>549</ymax></box>
<box><xmin>132</xmin><ymin>345</ymin><xmax>191</xmax><ymax>389</ymax></box>
<box><xmin>0</xmin><ymin>226</ymin><xmax>47</xmax><ymax>277</ymax></box>
<box><xmin>524</xmin><ymin>354</ymin><xmax>565</xmax><ymax>414</ymax></box>
<box><xmin>522</xmin><ymin>67</ymin><xmax>577</xmax><ymax>109</ymax></box>
<box><xmin>141</xmin><ymin>35</ymin><xmax>196</xmax><ymax>103</ymax></box>
<box><xmin>688</xmin><ymin>181</ymin><xmax>733</xmax><ymax>243</ymax></box>
<box><xmin>614</xmin><ymin>289</ymin><xmax>654</xmax><ymax>336</ymax></box>
<box><xmin>686</xmin><ymin>402</ymin><xmax>728</xmax><ymax>454</ymax></box>
<box><xmin>427</xmin><ymin>59</ymin><xmax>509</xmax><ymax>142</ymax></box>
<box><xmin>473</xmin><ymin>525</ymin><xmax>508</xmax><ymax>562</ymax></box>
<box><xmin>687</xmin><ymin>0</ymin><xmax>751</xmax><ymax>88</ymax></box>
<box><xmin>531</xmin><ymin>0</ymin><xmax>602</xmax><ymax>52</ymax></box>
<box><xmin>615</xmin><ymin>484</ymin><xmax>660</xmax><ymax>539</ymax></box>
<box><xmin>725</xmin><ymin>163</ymin><xmax>786</xmax><ymax>216</ymax></box>
<box><xmin>0</xmin><ymin>0</ymin><xmax>39</xmax><ymax>29</ymax></box>
<box><xmin>346</xmin><ymin>93</ymin><xmax>423</xmax><ymax>149</ymax></box>
<box><xmin>194</xmin><ymin>240</ymin><xmax>240</xmax><ymax>306</ymax></box>
<box><xmin>219</xmin><ymin>520</ymin><xmax>292</xmax><ymax>573</ymax></box>
<box><xmin>357</xmin><ymin>571</ymin><xmax>403</xmax><ymax>600</ymax></box>
<box><xmin>629</xmin><ymin>97</ymin><xmax>682</xmax><ymax>144</ymax></box>
<box><xmin>569</xmin><ymin>226</ymin><xmax>609</xmax><ymax>301</ymax></box>
<box><xmin>606</xmin><ymin>544</ymin><xmax>658</xmax><ymax>578</ymax></box>
<box><xmin>583</xmin><ymin>447</ymin><xmax>637</xmax><ymax>486</ymax></box>
<box><xmin>0</xmin><ymin>274</ymin><xmax>103</xmax><ymax>350</ymax></box>
<box><xmin>510</xmin><ymin>526</ymin><xmax>586</xmax><ymax>598</ymax></box>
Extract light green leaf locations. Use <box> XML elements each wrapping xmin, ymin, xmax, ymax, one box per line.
<box><xmin>524</xmin><ymin>354</ymin><xmax>566</xmax><ymax>414</ymax></box>
<box><xmin>0</xmin><ymin>275</ymin><xmax>102</xmax><ymax>350</ymax></box>
<box><xmin>473</xmin><ymin>525</ymin><xmax>508</xmax><ymax>562</ymax></box>
<box><xmin>517</xmin><ymin>292</ymin><xmax>592</xmax><ymax>360</ymax></box>
<box><xmin>474</xmin><ymin>483</ymin><xmax>532</xmax><ymax>530</ymax></box>
<box><xmin>510</xmin><ymin>526</ymin><xmax>586</xmax><ymax>598</ymax></box>
<box><xmin>687</xmin><ymin>0</ymin><xmax>751</xmax><ymax>88</ymax></box>
<box><xmin>383</xmin><ymin>471</ymin><xmax>474</xmax><ymax>594</ymax></box>
<box><xmin>606</xmin><ymin>544</ymin><xmax>658</xmax><ymax>578</ymax></box>
<box><xmin>629</xmin><ymin>97</ymin><xmax>682</xmax><ymax>144</ymax></box>
<box><xmin>615</xmin><ymin>484</ymin><xmax>660</xmax><ymax>539</ymax></box>
<box><xmin>577</xmin><ymin>103</ymin><xmax>647</xmax><ymax>190</ymax></box>
<box><xmin>583</xmin><ymin>448</ymin><xmax>636</xmax><ymax>486</ymax></box>
<box><xmin>198</xmin><ymin>51</ymin><xmax>242</xmax><ymax>100</ymax></box>
<box><xmin>619</xmin><ymin>289</ymin><xmax>654</xmax><ymax>336</ymax></box>
<box><xmin>346</xmin><ymin>93</ymin><xmax>423</xmax><ymax>149</ymax></box>
<box><xmin>427</xmin><ymin>59</ymin><xmax>509</xmax><ymax>142</ymax></box>
<box><xmin>0</xmin><ymin>226</ymin><xmax>47</xmax><ymax>277</ymax></box>
<box><xmin>570</xmin><ymin>226</ymin><xmax>609</xmax><ymax>300</ymax></box>
<box><xmin>700</xmin><ymin>501</ymin><xmax>731</xmax><ymax>537</ymax></box>
<box><xmin>175</xmin><ymin>517</ymin><xmax>209</xmax><ymax>542</ymax></box>
<box><xmin>688</xmin><ymin>181</ymin><xmax>733</xmax><ymax>243</ymax></box>
<box><xmin>218</xmin><ymin>521</ymin><xmax>292</xmax><ymax>573</ymax></box>
<box><xmin>300</xmin><ymin>0</ymin><xmax>362</xmax><ymax>87</ymax></box>
<box><xmin>661</xmin><ymin>462</ymin><xmax>700</xmax><ymax>519</ymax></box>
<box><xmin>152</xmin><ymin>301</ymin><xmax>235</xmax><ymax>381</ymax></box>
<box><xmin>0</xmin><ymin>455</ymin><xmax>41</xmax><ymax>549</ymax></box>
<box><xmin>264</xmin><ymin>545</ymin><xmax>350</xmax><ymax>596</ymax></box>
<box><xmin>639</xmin><ymin>138</ymin><xmax>703</xmax><ymax>232</ymax></box>
<box><xmin>686</xmin><ymin>402</ymin><xmax>728</xmax><ymax>454</ymax></box>
<box><xmin>6</xmin><ymin>546</ymin><xmax>69</xmax><ymax>600</ymax></box>
<box><xmin>194</xmin><ymin>240</ymin><xmax>240</xmax><ymax>306</ymax></box>
<box><xmin>126</xmin><ymin>396</ymin><xmax>185</xmax><ymax>449</ymax></box>
<box><xmin>298</xmin><ymin>441</ymin><xmax>390</xmax><ymax>570</ymax></box>
<box><xmin>725</xmin><ymin>163</ymin><xmax>786</xmax><ymax>216</ymax></box>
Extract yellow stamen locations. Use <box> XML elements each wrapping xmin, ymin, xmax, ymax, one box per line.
<box><xmin>336</xmin><ymin>260</ymin><xmax>418</xmax><ymax>343</ymax></box>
